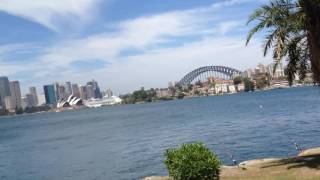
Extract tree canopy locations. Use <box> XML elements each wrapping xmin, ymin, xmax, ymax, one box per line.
<box><xmin>246</xmin><ymin>0</ymin><xmax>320</xmax><ymax>84</ymax></box>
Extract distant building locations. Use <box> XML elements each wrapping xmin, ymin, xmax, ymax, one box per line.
<box><xmin>87</xmin><ymin>80</ymin><xmax>102</xmax><ymax>99</ymax></box>
<box><xmin>257</xmin><ymin>63</ymin><xmax>268</xmax><ymax>74</ymax></box>
<box><xmin>86</xmin><ymin>85</ymin><xmax>94</xmax><ymax>99</ymax></box>
<box><xmin>268</xmin><ymin>63</ymin><xmax>285</xmax><ymax>79</ymax></box>
<box><xmin>72</xmin><ymin>84</ymin><xmax>80</xmax><ymax>97</ymax></box>
<box><xmin>244</xmin><ymin>69</ymin><xmax>254</xmax><ymax>79</ymax></box>
<box><xmin>21</xmin><ymin>96</ymin><xmax>32</xmax><ymax>109</ymax></box>
<box><xmin>0</xmin><ymin>76</ymin><xmax>11</xmax><ymax>109</ymax></box>
<box><xmin>156</xmin><ymin>88</ymin><xmax>171</xmax><ymax>98</ymax></box>
<box><xmin>58</xmin><ymin>85</ymin><xmax>67</xmax><ymax>100</ymax></box>
<box><xmin>4</xmin><ymin>96</ymin><xmax>15</xmax><ymax>112</ymax></box>
<box><xmin>228</xmin><ymin>85</ymin><xmax>236</xmax><ymax>93</ymax></box>
<box><xmin>38</xmin><ymin>93</ymin><xmax>46</xmax><ymax>106</ymax></box>
<box><xmin>79</xmin><ymin>85</ymin><xmax>87</xmax><ymax>100</ymax></box>
<box><xmin>105</xmin><ymin>89</ymin><xmax>113</xmax><ymax>98</ymax></box>
<box><xmin>44</xmin><ymin>85</ymin><xmax>57</xmax><ymax>105</ymax></box>
<box><xmin>29</xmin><ymin>86</ymin><xmax>38</xmax><ymax>106</ymax></box>
<box><xmin>65</xmin><ymin>82</ymin><xmax>72</xmax><ymax>96</ymax></box>
<box><xmin>9</xmin><ymin>81</ymin><xmax>22</xmax><ymax>109</ymax></box>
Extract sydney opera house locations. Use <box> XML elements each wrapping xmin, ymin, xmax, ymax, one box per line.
<box><xmin>57</xmin><ymin>95</ymin><xmax>83</xmax><ymax>108</ymax></box>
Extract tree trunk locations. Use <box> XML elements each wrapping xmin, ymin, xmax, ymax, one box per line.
<box><xmin>302</xmin><ymin>0</ymin><xmax>320</xmax><ymax>83</ymax></box>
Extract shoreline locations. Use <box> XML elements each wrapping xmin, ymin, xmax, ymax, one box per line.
<box><xmin>0</xmin><ymin>86</ymin><xmax>315</xmax><ymax>118</ymax></box>
<box><xmin>144</xmin><ymin>147</ymin><xmax>320</xmax><ymax>180</ymax></box>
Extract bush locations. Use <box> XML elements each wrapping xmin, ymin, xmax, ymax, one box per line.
<box><xmin>164</xmin><ymin>143</ymin><xmax>221</xmax><ymax>180</ymax></box>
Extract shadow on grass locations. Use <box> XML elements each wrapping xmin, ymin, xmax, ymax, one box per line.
<box><xmin>261</xmin><ymin>155</ymin><xmax>320</xmax><ymax>170</ymax></box>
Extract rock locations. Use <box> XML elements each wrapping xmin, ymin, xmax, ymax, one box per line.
<box><xmin>298</xmin><ymin>147</ymin><xmax>320</xmax><ymax>157</ymax></box>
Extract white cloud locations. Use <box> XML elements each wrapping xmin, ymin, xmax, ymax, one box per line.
<box><xmin>0</xmin><ymin>0</ymin><xmax>272</xmax><ymax>94</ymax></box>
<box><xmin>0</xmin><ymin>0</ymin><xmax>101</xmax><ymax>31</ymax></box>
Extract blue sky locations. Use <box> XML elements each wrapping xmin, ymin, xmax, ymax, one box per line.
<box><xmin>0</xmin><ymin>0</ymin><xmax>271</xmax><ymax>94</ymax></box>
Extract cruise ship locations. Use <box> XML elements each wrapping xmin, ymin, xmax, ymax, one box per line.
<box><xmin>84</xmin><ymin>96</ymin><xmax>122</xmax><ymax>108</ymax></box>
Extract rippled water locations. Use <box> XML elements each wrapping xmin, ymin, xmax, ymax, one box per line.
<box><xmin>0</xmin><ymin>87</ymin><xmax>320</xmax><ymax>180</ymax></box>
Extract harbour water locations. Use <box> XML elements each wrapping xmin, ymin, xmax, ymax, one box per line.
<box><xmin>0</xmin><ymin>87</ymin><xmax>319</xmax><ymax>180</ymax></box>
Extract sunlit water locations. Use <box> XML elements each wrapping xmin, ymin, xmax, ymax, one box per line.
<box><xmin>0</xmin><ymin>87</ymin><xmax>320</xmax><ymax>180</ymax></box>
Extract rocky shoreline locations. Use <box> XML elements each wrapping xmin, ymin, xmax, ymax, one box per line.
<box><xmin>144</xmin><ymin>147</ymin><xmax>320</xmax><ymax>180</ymax></box>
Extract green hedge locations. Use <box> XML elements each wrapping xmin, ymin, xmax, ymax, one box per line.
<box><xmin>164</xmin><ymin>142</ymin><xmax>221</xmax><ymax>180</ymax></box>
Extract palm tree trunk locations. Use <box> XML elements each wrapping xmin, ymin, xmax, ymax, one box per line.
<box><xmin>302</xmin><ymin>0</ymin><xmax>320</xmax><ymax>83</ymax></box>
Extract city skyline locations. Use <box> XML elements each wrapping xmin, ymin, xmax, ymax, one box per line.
<box><xmin>0</xmin><ymin>0</ymin><xmax>272</xmax><ymax>94</ymax></box>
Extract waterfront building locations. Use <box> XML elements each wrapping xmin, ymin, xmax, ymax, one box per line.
<box><xmin>0</xmin><ymin>76</ymin><xmax>11</xmax><ymax>109</ymax></box>
<box><xmin>236</xmin><ymin>83</ymin><xmax>245</xmax><ymax>92</ymax></box>
<box><xmin>156</xmin><ymin>88</ymin><xmax>171</xmax><ymax>98</ymax></box>
<box><xmin>29</xmin><ymin>87</ymin><xmax>38</xmax><ymax>106</ymax></box>
<box><xmin>9</xmin><ymin>81</ymin><xmax>22</xmax><ymax>109</ymax></box>
<box><xmin>44</xmin><ymin>85</ymin><xmax>57</xmax><ymax>105</ymax></box>
<box><xmin>4</xmin><ymin>96</ymin><xmax>15</xmax><ymax>112</ymax></box>
<box><xmin>268</xmin><ymin>63</ymin><xmax>285</xmax><ymax>79</ymax></box>
<box><xmin>228</xmin><ymin>85</ymin><xmax>236</xmax><ymax>93</ymax></box>
<box><xmin>271</xmin><ymin>80</ymin><xmax>289</xmax><ymax>88</ymax></box>
<box><xmin>72</xmin><ymin>84</ymin><xmax>80</xmax><ymax>98</ymax></box>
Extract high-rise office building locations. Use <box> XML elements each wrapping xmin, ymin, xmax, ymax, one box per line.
<box><xmin>29</xmin><ymin>87</ymin><xmax>38</xmax><ymax>106</ymax></box>
<box><xmin>44</xmin><ymin>85</ymin><xmax>57</xmax><ymax>105</ymax></box>
<box><xmin>65</xmin><ymin>82</ymin><xmax>72</xmax><ymax>96</ymax></box>
<box><xmin>87</xmin><ymin>80</ymin><xmax>102</xmax><ymax>99</ymax></box>
<box><xmin>86</xmin><ymin>85</ymin><xmax>94</xmax><ymax>99</ymax></box>
<box><xmin>72</xmin><ymin>84</ymin><xmax>80</xmax><ymax>97</ymax></box>
<box><xmin>9</xmin><ymin>81</ymin><xmax>22</xmax><ymax>109</ymax></box>
<box><xmin>79</xmin><ymin>85</ymin><xmax>87</xmax><ymax>100</ymax></box>
<box><xmin>4</xmin><ymin>96</ymin><xmax>15</xmax><ymax>112</ymax></box>
<box><xmin>0</xmin><ymin>76</ymin><xmax>11</xmax><ymax>109</ymax></box>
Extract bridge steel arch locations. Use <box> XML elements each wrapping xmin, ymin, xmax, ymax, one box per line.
<box><xmin>178</xmin><ymin>66</ymin><xmax>243</xmax><ymax>86</ymax></box>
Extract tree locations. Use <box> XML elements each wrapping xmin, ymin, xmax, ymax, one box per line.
<box><xmin>246</xmin><ymin>0</ymin><xmax>320</xmax><ymax>84</ymax></box>
<box><xmin>233</xmin><ymin>76</ymin><xmax>243</xmax><ymax>85</ymax></box>
<box><xmin>244</xmin><ymin>78</ymin><xmax>255</xmax><ymax>92</ymax></box>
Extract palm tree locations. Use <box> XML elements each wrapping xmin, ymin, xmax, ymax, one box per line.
<box><xmin>300</xmin><ymin>0</ymin><xmax>320</xmax><ymax>82</ymax></box>
<box><xmin>246</xmin><ymin>0</ymin><xmax>320</xmax><ymax>84</ymax></box>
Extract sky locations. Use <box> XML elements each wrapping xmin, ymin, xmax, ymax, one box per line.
<box><xmin>0</xmin><ymin>0</ymin><xmax>271</xmax><ymax>95</ymax></box>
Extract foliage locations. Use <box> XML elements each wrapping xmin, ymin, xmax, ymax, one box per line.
<box><xmin>246</xmin><ymin>0</ymin><xmax>320</xmax><ymax>84</ymax></box>
<box><xmin>233</xmin><ymin>76</ymin><xmax>243</xmax><ymax>85</ymax></box>
<box><xmin>164</xmin><ymin>143</ymin><xmax>221</xmax><ymax>180</ymax></box>
<box><xmin>244</xmin><ymin>78</ymin><xmax>255</xmax><ymax>92</ymax></box>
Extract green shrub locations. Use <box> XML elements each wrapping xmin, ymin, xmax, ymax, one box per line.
<box><xmin>164</xmin><ymin>142</ymin><xmax>221</xmax><ymax>180</ymax></box>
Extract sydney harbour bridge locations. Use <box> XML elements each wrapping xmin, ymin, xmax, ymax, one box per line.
<box><xmin>178</xmin><ymin>66</ymin><xmax>243</xmax><ymax>86</ymax></box>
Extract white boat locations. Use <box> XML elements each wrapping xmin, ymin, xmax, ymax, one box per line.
<box><xmin>84</xmin><ymin>96</ymin><xmax>122</xmax><ymax>108</ymax></box>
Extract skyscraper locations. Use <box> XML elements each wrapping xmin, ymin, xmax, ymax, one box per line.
<box><xmin>9</xmin><ymin>81</ymin><xmax>22</xmax><ymax>109</ymax></box>
<box><xmin>86</xmin><ymin>85</ymin><xmax>94</xmax><ymax>99</ymax></box>
<box><xmin>87</xmin><ymin>80</ymin><xmax>102</xmax><ymax>99</ymax></box>
<box><xmin>79</xmin><ymin>85</ymin><xmax>87</xmax><ymax>100</ymax></box>
<box><xmin>29</xmin><ymin>87</ymin><xmax>38</xmax><ymax>106</ymax></box>
<box><xmin>65</xmin><ymin>82</ymin><xmax>72</xmax><ymax>96</ymax></box>
<box><xmin>72</xmin><ymin>83</ymin><xmax>80</xmax><ymax>98</ymax></box>
<box><xmin>0</xmin><ymin>76</ymin><xmax>11</xmax><ymax>109</ymax></box>
<box><xmin>44</xmin><ymin>85</ymin><xmax>57</xmax><ymax>105</ymax></box>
